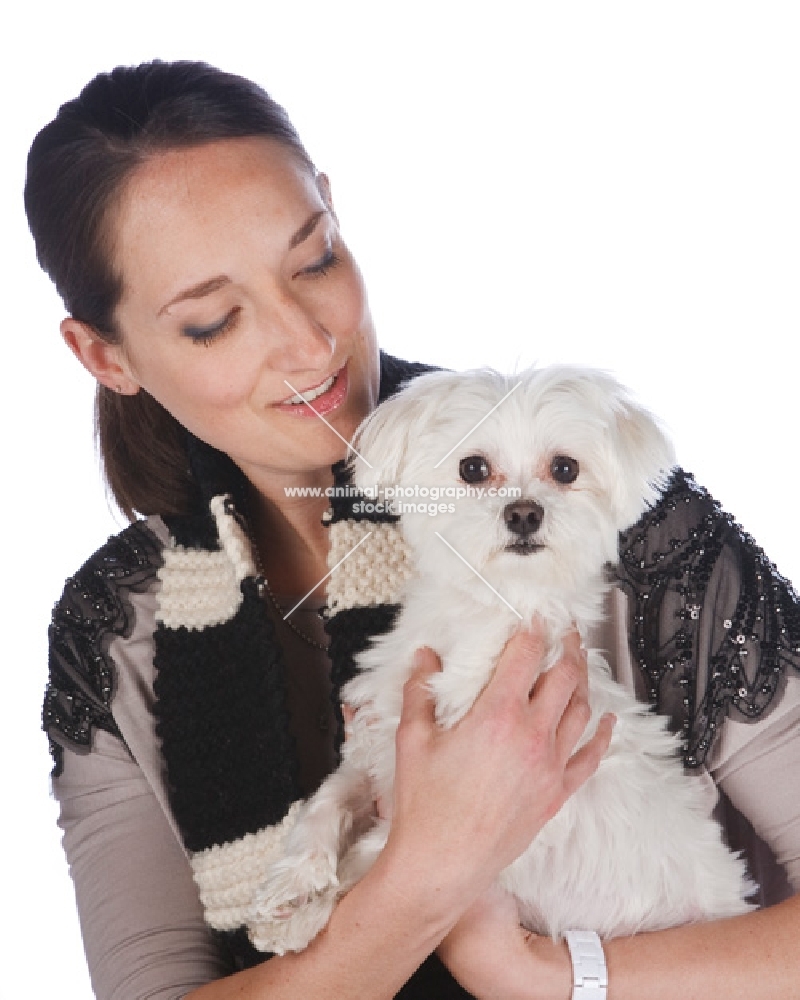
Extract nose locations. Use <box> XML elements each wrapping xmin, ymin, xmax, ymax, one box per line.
<box><xmin>503</xmin><ymin>501</ymin><xmax>544</xmax><ymax>536</ymax></box>
<box><xmin>262</xmin><ymin>290</ymin><xmax>336</xmax><ymax>372</ymax></box>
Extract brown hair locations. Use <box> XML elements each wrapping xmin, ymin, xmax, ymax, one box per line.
<box><xmin>24</xmin><ymin>61</ymin><xmax>315</xmax><ymax>520</ymax></box>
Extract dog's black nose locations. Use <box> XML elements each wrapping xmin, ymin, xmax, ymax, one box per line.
<box><xmin>504</xmin><ymin>501</ymin><xmax>544</xmax><ymax>536</ymax></box>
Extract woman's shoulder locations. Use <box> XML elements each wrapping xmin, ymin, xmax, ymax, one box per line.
<box><xmin>43</xmin><ymin>517</ymin><xmax>167</xmax><ymax>776</ymax></box>
<box><xmin>615</xmin><ymin>468</ymin><xmax>800</xmax><ymax>768</ymax></box>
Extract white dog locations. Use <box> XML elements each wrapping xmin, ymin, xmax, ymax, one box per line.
<box><xmin>249</xmin><ymin>365</ymin><xmax>755</xmax><ymax>955</ymax></box>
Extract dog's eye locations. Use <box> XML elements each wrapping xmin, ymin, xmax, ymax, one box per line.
<box><xmin>459</xmin><ymin>455</ymin><xmax>491</xmax><ymax>483</ymax></box>
<box><xmin>551</xmin><ymin>455</ymin><xmax>579</xmax><ymax>484</ymax></box>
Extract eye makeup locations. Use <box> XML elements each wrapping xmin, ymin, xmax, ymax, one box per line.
<box><xmin>182</xmin><ymin>307</ymin><xmax>241</xmax><ymax>346</ymax></box>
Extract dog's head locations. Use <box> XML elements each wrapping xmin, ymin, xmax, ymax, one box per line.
<box><xmin>349</xmin><ymin>366</ymin><xmax>675</xmax><ymax>614</ymax></box>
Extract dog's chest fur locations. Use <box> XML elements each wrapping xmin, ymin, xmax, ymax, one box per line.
<box><xmin>344</xmin><ymin>579</ymin><xmax>756</xmax><ymax>938</ymax></box>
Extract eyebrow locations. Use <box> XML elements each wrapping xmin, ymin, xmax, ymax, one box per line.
<box><xmin>158</xmin><ymin>276</ymin><xmax>230</xmax><ymax>316</ymax></box>
<box><xmin>159</xmin><ymin>210</ymin><xmax>329</xmax><ymax>315</ymax></box>
<box><xmin>289</xmin><ymin>209</ymin><xmax>327</xmax><ymax>249</ymax></box>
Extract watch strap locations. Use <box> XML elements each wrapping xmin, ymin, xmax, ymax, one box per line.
<box><xmin>565</xmin><ymin>929</ymin><xmax>607</xmax><ymax>999</ymax></box>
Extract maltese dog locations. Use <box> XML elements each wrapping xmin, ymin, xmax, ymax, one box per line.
<box><xmin>249</xmin><ymin>365</ymin><xmax>755</xmax><ymax>955</ymax></box>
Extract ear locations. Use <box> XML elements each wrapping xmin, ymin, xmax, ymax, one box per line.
<box><xmin>349</xmin><ymin>379</ymin><xmax>442</xmax><ymax>495</ymax></box>
<box><xmin>349</xmin><ymin>392</ymin><xmax>418</xmax><ymax>495</ymax></box>
<box><xmin>608</xmin><ymin>392</ymin><xmax>676</xmax><ymax>527</ymax></box>
<box><xmin>61</xmin><ymin>318</ymin><xmax>140</xmax><ymax>395</ymax></box>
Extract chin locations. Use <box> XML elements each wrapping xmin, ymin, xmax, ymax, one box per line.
<box><xmin>246</xmin><ymin>364</ymin><xmax>756</xmax><ymax>957</ymax></box>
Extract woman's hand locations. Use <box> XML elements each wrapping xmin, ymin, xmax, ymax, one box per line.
<box><xmin>437</xmin><ymin>886</ymin><xmax>572</xmax><ymax>1000</ymax></box>
<box><xmin>383</xmin><ymin>624</ymin><xmax>615</xmax><ymax>923</ymax></box>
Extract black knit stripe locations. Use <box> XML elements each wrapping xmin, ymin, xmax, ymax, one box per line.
<box><xmin>327</xmin><ymin>459</ymin><xmax>400</xmax><ymax>525</ymax></box>
<box><xmin>154</xmin><ymin>579</ymin><xmax>299</xmax><ymax>853</ymax></box>
<box><xmin>377</xmin><ymin>353</ymin><xmax>441</xmax><ymax>403</ymax></box>
<box><xmin>161</xmin><ymin>511</ymin><xmax>221</xmax><ymax>550</ymax></box>
<box><xmin>212</xmin><ymin>928</ymin><xmax>270</xmax><ymax>973</ymax></box>
<box><xmin>186</xmin><ymin>432</ymin><xmax>252</xmax><ymax>513</ymax></box>
<box><xmin>325</xmin><ymin>603</ymin><xmax>401</xmax><ymax>747</ymax></box>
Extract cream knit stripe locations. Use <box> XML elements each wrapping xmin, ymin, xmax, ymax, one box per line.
<box><xmin>326</xmin><ymin>520</ymin><xmax>414</xmax><ymax>612</ymax></box>
<box><xmin>155</xmin><ymin>547</ymin><xmax>243</xmax><ymax>629</ymax></box>
<box><xmin>155</xmin><ymin>494</ymin><xmax>259</xmax><ymax>630</ymax></box>
<box><xmin>190</xmin><ymin>802</ymin><xmax>302</xmax><ymax>932</ymax></box>
<box><xmin>209</xmin><ymin>494</ymin><xmax>259</xmax><ymax>583</ymax></box>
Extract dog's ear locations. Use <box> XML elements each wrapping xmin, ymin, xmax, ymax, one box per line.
<box><xmin>607</xmin><ymin>389</ymin><xmax>676</xmax><ymax>528</ymax></box>
<box><xmin>349</xmin><ymin>374</ymin><xmax>442</xmax><ymax>494</ymax></box>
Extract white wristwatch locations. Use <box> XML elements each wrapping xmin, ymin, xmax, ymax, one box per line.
<box><xmin>564</xmin><ymin>930</ymin><xmax>607</xmax><ymax>999</ymax></box>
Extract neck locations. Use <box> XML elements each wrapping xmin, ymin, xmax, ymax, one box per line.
<box><xmin>247</xmin><ymin>467</ymin><xmax>335</xmax><ymax>601</ymax></box>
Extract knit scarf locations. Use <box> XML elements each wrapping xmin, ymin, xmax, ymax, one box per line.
<box><xmin>149</xmin><ymin>352</ymin><xmax>475</xmax><ymax>993</ymax></box>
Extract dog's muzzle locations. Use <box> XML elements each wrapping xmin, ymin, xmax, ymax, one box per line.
<box><xmin>503</xmin><ymin>501</ymin><xmax>544</xmax><ymax>553</ymax></box>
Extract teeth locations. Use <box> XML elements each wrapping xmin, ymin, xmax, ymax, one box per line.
<box><xmin>284</xmin><ymin>373</ymin><xmax>336</xmax><ymax>405</ymax></box>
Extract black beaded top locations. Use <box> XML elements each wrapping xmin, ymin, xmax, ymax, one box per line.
<box><xmin>616</xmin><ymin>469</ymin><xmax>800</xmax><ymax>768</ymax></box>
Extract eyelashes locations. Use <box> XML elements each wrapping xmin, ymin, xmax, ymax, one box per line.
<box><xmin>182</xmin><ymin>307</ymin><xmax>242</xmax><ymax>346</ymax></box>
<box><xmin>301</xmin><ymin>245</ymin><xmax>341</xmax><ymax>278</ymax></box>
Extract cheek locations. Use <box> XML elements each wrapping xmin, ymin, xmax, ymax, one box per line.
<box><xmin>318</xmin><ymin>265</ymin><xmax>370</xmax><ymax>339</ymax></box>
<box><xmin>130</xmin><ymin>339</ymin><xmax>260</xmax><ymax>416</ymax></box>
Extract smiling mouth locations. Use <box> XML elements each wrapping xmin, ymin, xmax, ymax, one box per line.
<box><xmin>279</xmin><ymin>368</ymin><xmax>342</xmax><ymax>405</ymax></box>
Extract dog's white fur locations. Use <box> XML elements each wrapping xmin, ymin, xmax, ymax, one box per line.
<box><xmin>249</xmin><ymin>366</ymin><xmax>755</xmax><ymax>955</ymax></box>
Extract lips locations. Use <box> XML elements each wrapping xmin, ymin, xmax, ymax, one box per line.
<box><xmin>274</xmin><ymin>364</ymin><xmax>349</xmax><ymax>417</ymax></box>
<box><xmin>280</xmin><ymin>372</ymin><xmax>337</xmax><ymax>405</ymax></box>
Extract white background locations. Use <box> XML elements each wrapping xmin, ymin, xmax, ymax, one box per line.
<box><xmin>2</xmin><ymin>2</ymin><xmax>799</xmax><ymax>996</ymax></box>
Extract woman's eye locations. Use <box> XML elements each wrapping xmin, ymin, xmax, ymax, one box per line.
<box><xmin>300</xmin><ymin>245</ymin><xmax>341</xmax><ymax>278</ymax></box>
<box><xmin>551</xmin><ymin>455</ymin><xmax>580</xmax><ymax>484</ymax></box>
<box><xmin>459</xmin><ymin>455</ymin><xmax>491</xmax><ymax>483</ymax></box>
<box><xmin>182</xmin><ymin>308</ymin><xmax>240</xmax><ymax>346</ymax></box>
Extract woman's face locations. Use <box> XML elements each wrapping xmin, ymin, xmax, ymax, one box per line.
<box><xmin>106</xmin><ymin>137</ymin><xmax>380</xmax><ymax>487</ymax></box>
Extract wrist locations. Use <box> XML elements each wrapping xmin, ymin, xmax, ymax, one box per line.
<box><xmin>523</xmin><ymin>933</ymin><xmax>574</xmax><ymax>1000</ymax></box>
<box><xmin>374</xmin><ymin>834</ymin><xmax>467</xmax><ymax>946</ymax></box>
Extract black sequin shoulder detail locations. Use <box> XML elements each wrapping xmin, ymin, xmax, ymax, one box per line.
<box><xmin>43</xmin><ymin>521</ymin><xmax>163</xmax><ymax>777</ymax></box>
<box><xmin>616</xmin><ymin>469</ymin><xmax>800</xmax><ymax>769</ymax></box>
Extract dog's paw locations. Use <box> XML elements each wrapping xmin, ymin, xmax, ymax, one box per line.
<box><xmin>248</xmin><ymin>851</ymin><xmax>340</xmax><ymax>954</ymax></box>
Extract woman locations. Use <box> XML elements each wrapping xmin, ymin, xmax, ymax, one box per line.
<box><xmin>27</xmin><ymin>61</ymin><xmax>800</xmax><ymax>1000</ymax></box>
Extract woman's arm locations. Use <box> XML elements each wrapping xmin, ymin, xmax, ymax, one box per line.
<box><xmin>185</xmin><ymin>631</ymin><xmax>614</xmax><ymax>1000</ymax></box>
<box><xmin>55</xmin><ymin>731</ymin><xmax>230</xmax><ymax>1000</ymax></box>
<box><xmin>439</xmin><ymin>889</ymin><xmax>800</xmax><ymax>1000</ymax></box>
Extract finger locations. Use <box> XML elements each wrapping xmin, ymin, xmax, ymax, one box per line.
<box><xmin>563</xmin><ymin>712</ymin><xmax>616</xmax><ymax>796</ymax></box>
<box><xmin>399</xmin><ymin>647</ymin><xmax>441</xmax><ymax>727</ymax></box>
<box><xmin>527</xmin><ymin>651</ymin><xmax>584</xmax><ymax>730</ymax></box>
<box><xmin>560</xmin><ymin>629</ymin><xmax>589</xmax><ymax>702</ymax></box>
<box><xmin>553</xmin><ymin>691</ymin><xmax>593</xmax><ymax>762</ymax></box>
<box><xmin>489</xmin><ymin>623</ymin><xmax>548</xmax><ymax>698</ymax></box>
